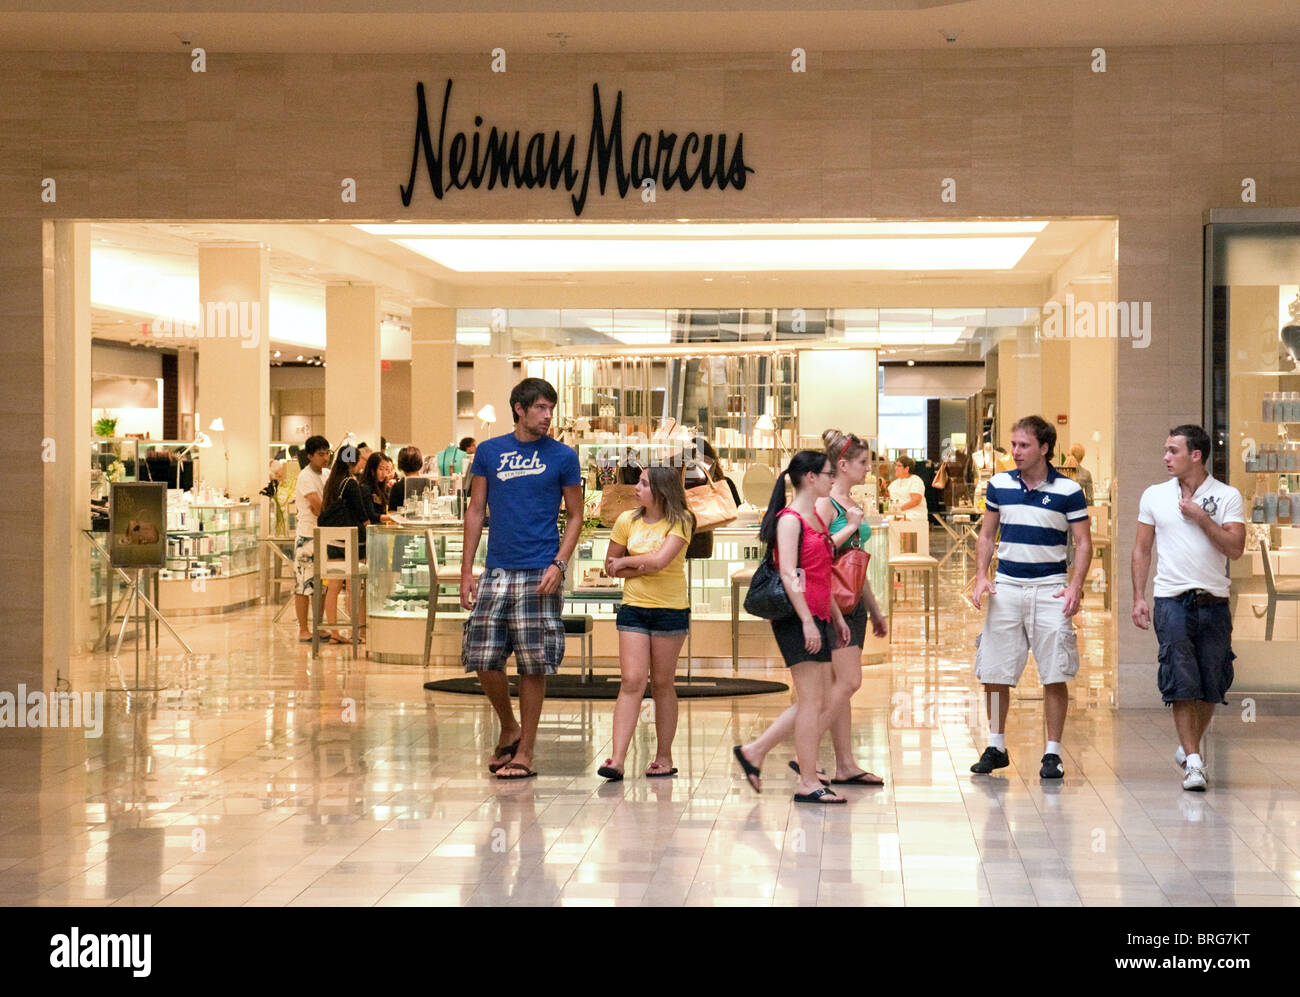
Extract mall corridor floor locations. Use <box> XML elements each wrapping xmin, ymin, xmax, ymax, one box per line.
<box><xmin>3</xmin><ymin>541</ymin><xmax>1298</xmax><ymax>907</ymax></box>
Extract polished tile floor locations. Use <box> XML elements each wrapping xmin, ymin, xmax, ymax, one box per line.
<box><xmin>5</xmin><ymin>535</ymin><xmax>1299</xmax><ymax>906</ymax></box>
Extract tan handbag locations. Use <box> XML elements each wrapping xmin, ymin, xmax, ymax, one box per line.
<box><xmin>685</xmin><ymin>475</ymin><xmax>738</xmax><ymax>531</ymax></box>
<box><xmin>598</xmin><ymin>484</ymin><xmax>639</xmax><ymax>527</ymax></box>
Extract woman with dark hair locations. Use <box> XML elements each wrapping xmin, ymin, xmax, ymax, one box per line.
<box><xmin>387</xmin><ymin>446</ymin><xmax>424</xmax><ymax>511</ymax></box>
<box><xmin>361</xmin><ymin>451</ymin><xmax>395</xmax><ymax>520</ymax></box>
<box><xmin>319</xmin><ymin>445</ymin><xmax>383</xmax><ymax>642</ymax></box>
<box><xmin>733</xmin><ymin>450</ymin><xmax>852</xmax><ymax>804</ymax></box>
<box><xmin>762</xmin><ymin>430</ymin><xmax>889</xmax><ymax>789</ymax></box>
<box><xmin>597</xmin><ymin>465</ymin><xmax>695</xmax><ymax>781</ymax></box>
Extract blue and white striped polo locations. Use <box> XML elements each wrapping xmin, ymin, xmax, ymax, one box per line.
<box><xmin>985</xmin><ymin>466</ymin><xmax>1089</xmax><ymax>584</ymax></box>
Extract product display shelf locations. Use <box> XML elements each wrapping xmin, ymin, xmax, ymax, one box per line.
<box><xmin>157</xmin><ymin>503</ymin><xmax>262</xmax><ymax>615</ymax></box>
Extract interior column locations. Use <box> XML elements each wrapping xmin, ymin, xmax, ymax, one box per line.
<box><xmin>324</xmin><ymin>284</ymin><xmax>380</xmax><ymax>453</ymax></box>
<box><xmin>49</xmin><ymin>222</ymin><xmax>92</xmax><ymax>664</ymax></box>
<box><xmin>196</xmin><ymin>245</ymin><xmax>271</xmax><ymax>502</ymax></box>
<box><xmin>409</xmin><ymin>307</ymin><xmax>456</xmax><ymax>454</ymax></box>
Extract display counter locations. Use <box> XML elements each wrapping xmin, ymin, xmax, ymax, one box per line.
<box><xmin>159</xmin><ymin>502</ymin><xmax>261</xmax><ymax>615</ymax></box>
<box><xmin>366</xmin><ymin>518</ymin><xmax>891</xmax><ymax>666</ymax></box>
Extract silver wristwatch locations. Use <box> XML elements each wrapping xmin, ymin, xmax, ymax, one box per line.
<box><xmin>552</xmin><ymin>559</ymin><xmax>567</xmax><ymax>577</ymax></box>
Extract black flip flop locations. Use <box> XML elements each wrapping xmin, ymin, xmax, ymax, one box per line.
<box><xmin>597</xmin><ymin>760</ymin><xmax>624</xmax><ymax>781</ymax></box>
<box><xmin>733</xmin><ymin>745</ymin><xmax>761</xmax><ymax>793</ymax></box>
<box><xmin>788</xmin><ymin>760</ymin><xmax>830</xmax><ymax>787</ymax></box>
<box><xmin>793</xmin><ymin>787</ymin><xmax>846</xmax><ymax>804</ymax></box>
<box><xmin>495</xmin><ymin>762</ymin><xmax>537</xmax><ymax>780</ymax></box>
<box><xmin>488</xmin><ymin>738</ymin><xmax>521</xmax><ymax>774</ymax></box>
<box><xmin>831</xmin><ymin>771</ymin><xmax>885</xmax><ymax>786</ymax></box>
<box><xmin>645</xmin><ymin>765</ymin><xmax>678</xmax><ymax>778</ymax></box>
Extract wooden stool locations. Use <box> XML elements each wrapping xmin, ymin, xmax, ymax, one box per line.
<box><xmin>888</xmin><ymin>553</ymin><xmax>939</xmax><ymax>644</ymax></box>
<box><xmin>313</xmin><ymin>526</ymin><xmax>366</xmax><ymax>660</ymax></box>
<box><xmin>563</xmin><ymin>614</ymin><xmax>595</xmax><ymax>683</ymax></box>
<box><xmin>423</xmin><ymin>528</ymin><xmax>482</xmax><ymax>666</ymax></box>
<box><xmin>730</xmin><ymin>566</ymin><xmax>757</xmax><ymax>674</ymax></box>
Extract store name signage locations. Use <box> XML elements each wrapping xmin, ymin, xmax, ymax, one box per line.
<box><xmin>399</xmin><ymin>79</ymin><xmax>754</xmax><ymax>216</ymax></box>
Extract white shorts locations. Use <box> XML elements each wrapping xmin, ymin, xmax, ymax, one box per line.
<box><xmin>974</xmin><ymin>579</ymin><xmax>1080</xmax><ymax>686</ymax></box>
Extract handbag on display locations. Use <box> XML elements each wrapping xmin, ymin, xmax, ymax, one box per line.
<box><xmin>831</xmin><ymin>547</ymin><xmax>871</xmax><ymax>613</ymax></box>
<box><xmin>598</xmin><ymin>483</ymin><xmax>640</xmax><ymax>527</ymax></box>
<box><xmin>685</xmin><ymin>463</ymin><xmax>739</xmax><ymax>531</ymax></box>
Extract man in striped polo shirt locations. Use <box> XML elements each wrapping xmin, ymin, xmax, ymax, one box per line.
<box><xmin>970</xmin><ymin>415</ymin><xmax>1092</xmax><ymax>779</ymax></box>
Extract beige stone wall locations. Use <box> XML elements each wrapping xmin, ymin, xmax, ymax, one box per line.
<box><xmin>4</xmin><ymin>45</ymin><xmax>1300</xmax><ymax>704</ymax></box>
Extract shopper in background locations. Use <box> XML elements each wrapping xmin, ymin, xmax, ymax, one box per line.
<box><xmin>1069</xmin><ymin>443</ymin><xmax>1096</xmax><ymax>505</ymax></box>
<box><xmin>293</xmin><ymin>435</ymin><xmax>331</xmax><ymax>643</ymax></box>
<box><xmin>319</xmin><ymin>444</ymin><xmax>383</xmax><ymax>643</ymax></box>
<box><xmin>387</xmin><ymin>446</ymin><xmax>424</xmax><ymax>511</ymax></box>
<box><xmin>460</xmin><ymin>378</ymin><xmax>583</xmax><ymax>780</ymax></box>
<box><xmin>355</xmin><ymin>443</ymin><xmax>372</xmax><ymax>472</ymax></box>
<box><xmin>970</xmin><ymin>415</ymin><xmax>1090</xmax><ymax>780</ymax></box>
<box><xmin>597</xmin><ymin>466</ymin><xmax>695</xmax><ymax>781</ymax></box>
<box><xmin>1131</xmin><ymin>425</ymin><xmax>1244</xmax><ymax>792</ymax></box>
<box><xmin>438</xmin><ymin>437</ymin><xmax>477</xmax><ymax>477</ymax></box>
<box><xmin>888</xmin><ymin>456</ymin><xmax>927</xmax><ymax>521</ymax></box>
<box><xmin>361</xmin><ymin>451</ymin><xmax>395</xmax><ymax>520</ymax></box>
<box><xmin>733</xmin><ymin>450</ymin><xmax>852</xmax><ymax>804</ymax></box>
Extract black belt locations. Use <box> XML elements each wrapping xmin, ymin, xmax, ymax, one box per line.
<box><xmin>1178</xmin><ymin>589</ymin><xmax>1229</xmax><ymax>607</ymax></box>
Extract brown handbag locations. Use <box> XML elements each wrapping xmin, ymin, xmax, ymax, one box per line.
<box><xmin>685</xmin><ymin>476</ymin><xmax>738</xmax><ymax>531</ymax></box>
<box><xmin>598</xmin><ymin>483</ymin><xmax>640</xmax><ymax>527</ymax></box>
<box><xmin>831</xmin><ymin>547</ymin><xmax>871</xmax><ymax>613</ymax></box>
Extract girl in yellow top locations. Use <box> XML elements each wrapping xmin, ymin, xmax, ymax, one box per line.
<box><xmin>597</xmin><ymin>466</ymin><xmax>695</xmax><ymax>781</ymax></box>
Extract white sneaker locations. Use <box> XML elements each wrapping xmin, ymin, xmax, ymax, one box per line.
<box><xmin>1175</xmin><ymin>745</ymin><xmax>1186</xmax><ymax>768</ymax></box>
<box><xmin>1182</xmin><ymin>765</ymin><xmax>1207</xmax><ymax>792</ymax></box>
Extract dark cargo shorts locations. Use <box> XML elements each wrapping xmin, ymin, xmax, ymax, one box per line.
<box><xmin>1154</xmin><ymin>593</ymin><xmax>1235</xmax><ymax>705</ymax></box>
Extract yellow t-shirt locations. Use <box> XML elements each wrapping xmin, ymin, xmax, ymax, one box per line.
<box><xmin>610</xmin><ymin>510</ymin><xmax>692</xmax><ymax>609</ymax></box>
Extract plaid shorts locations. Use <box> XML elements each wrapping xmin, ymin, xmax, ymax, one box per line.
<box><xmin>462</xmin><ymin>568</ymin><xmax>565</xmax><ymax>676</ymax></box>
<box><xmin>293</xmin><ymin>537</ymin><xmax>317</xmax><ymax>595</ymax></box>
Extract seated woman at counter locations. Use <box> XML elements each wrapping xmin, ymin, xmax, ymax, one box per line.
<box><xmin>597</xmin><ymin>466</ymin><xmax>695</xmax><ymax>781</ymax></box>
<box><xmin>386</xmin><ymin>446</ymin><xmax>424</xmax><ymax>511</ymax></box>
<box><xmin>362</xmin><ymin>452</ymin><xmax>396</xmax><ymax>520</ymax></box>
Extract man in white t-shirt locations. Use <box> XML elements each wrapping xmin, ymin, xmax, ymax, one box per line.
<box><xmin>1132</xmin><ymin>424</ymin><xmax>1245</xmax><ymax>792</ymax></box>
<box><xmin>294</xmin><ymin>435</ymin><xmax>331</xmax><ymax>642</ymax></box>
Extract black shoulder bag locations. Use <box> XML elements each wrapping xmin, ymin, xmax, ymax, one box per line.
<box><xmin>743</xmin><ymin>515</ymin><xmax>803</xmax><ymax>621</ymax></box>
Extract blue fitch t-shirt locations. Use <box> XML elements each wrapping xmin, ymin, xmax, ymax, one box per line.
<box><xmin>470</xmin><ymin>433</ymin><xmax>582</xmax><ymax>570</ymax></box>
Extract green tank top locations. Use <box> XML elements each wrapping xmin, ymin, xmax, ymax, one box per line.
<box><xmin>829</xmin><ymin>496</ymin><xmax>872</xmax><ymax>553</ymax></box>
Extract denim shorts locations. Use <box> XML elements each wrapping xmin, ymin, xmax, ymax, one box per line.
<box><xmin>1154</xmin><ymin>593</ymin><xmax>1235</xmax><ymax>704</ymax></box>
<box><xmin>616</xmin><ymin>604</ymin><xmax>690</xmax><ymax>637</ymax></box>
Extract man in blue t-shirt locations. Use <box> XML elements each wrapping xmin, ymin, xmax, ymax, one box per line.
<box><xmin>460</xmin><ymin>377</ymin><xmax>583</xmax><ymax>779</ymax></box>
<box><xmin>968</xmin><ymin>415</ymin><xmax>1091</xmax><ymax>781</ymax></box>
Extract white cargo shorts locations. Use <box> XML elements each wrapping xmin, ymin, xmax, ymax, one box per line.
<box><xmin>974</xmin><ymin>578</ymin><xmax>1080</xmax><ymax>686</ymax></box>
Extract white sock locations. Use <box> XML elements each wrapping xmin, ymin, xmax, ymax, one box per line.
<box><xmin>989</xmin><ymin>732</ymin><xmax>1006</xmax><ymax>750</ymax></box>
<box><xmin>1186</xmin><ymin>752</ymin><xmax>1204</xmax><ymax>770</ymax></box>
<box><xmin>1046</xmin><ymin>740</ymin><xmax>1062</xmax><ymax>757</ymax></box>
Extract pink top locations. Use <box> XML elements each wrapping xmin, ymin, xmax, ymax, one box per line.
<box><xmin>775</xmin><ymin>508</ymin><xmax>835</xmax><ymax>620</ymax></box>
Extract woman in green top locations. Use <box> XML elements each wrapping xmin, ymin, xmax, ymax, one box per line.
<box><xmin>770</xmin><ymin>429</ymin><xmax>888</xmax><ymax>787</ymax></box>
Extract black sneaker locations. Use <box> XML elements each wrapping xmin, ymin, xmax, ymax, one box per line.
<box><xmin>1039</xmin><ymin>753</ymin><xmax>1064</xmax><ymax>779</ymax></box>
<box><xmin>970</xmin><ymin>746</ymin><xmax>1010</xmax><ymax>774</ymax></box>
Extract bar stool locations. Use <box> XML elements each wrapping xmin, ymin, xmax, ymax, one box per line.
<box><xmin>888</xmin><ymin>552</ymin><xmax>939</xmax><ymax>644</ymax></box>
<box><xmin>422</xmin><ymin>528</ymin><xmax>482</xmax><ymax>666</ymax></box>
<box><xmin>312</xmin><ymin>526</ymin><xmax>365</xmax><ymax>659</ymax></box>
<box><xmin>563</xmin><ymin>614</ymin><xmax>595</xmax><ymax>683</ymax></box>
<box><xmin>730</xmin><ymin>565</ymin><xmax>756</xmax><ymax>674</ymax></box>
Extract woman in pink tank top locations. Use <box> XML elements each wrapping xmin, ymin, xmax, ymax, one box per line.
<box><xmin>733</xmin><ymin>451</ymin><xmax>852</xmax><ymax>804</ymax></box>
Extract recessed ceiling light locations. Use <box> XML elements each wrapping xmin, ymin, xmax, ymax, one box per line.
<box><xmin>907</xmin><ymin>359</ymin><xmax>916</xmax><ymax>366</ymax></box>
<box><xmin>273</xmin><ymin>350</ymin><xmax>280</xmax><ymax>358</ymax></box>
<box><xmin>296</xmin><ymin>355</ymin><xmax>303</xmax><ymax>361</ymax></box>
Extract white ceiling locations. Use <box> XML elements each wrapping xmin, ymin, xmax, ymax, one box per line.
<box><xmin>89</xmin><ymin>217</ymin><xmax>1114</xmax><ymax>361</ymax></box>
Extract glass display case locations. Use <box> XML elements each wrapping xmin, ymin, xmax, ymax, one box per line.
<box><xmin>1205</xmin><ymin>213</ymin><xmax>1300</xmax><ymax>694</ymax></box>
<box><xmin>367</xmin><ymin>525</ymin><xmax>487</xmax><ymax>622</ymax></box>
<box><xmin>160</xmin><ymin>502</ymin><xmax>260</xmax><ymax>581</ymax></box>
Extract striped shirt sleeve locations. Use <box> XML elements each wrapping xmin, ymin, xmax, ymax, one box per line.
<box><xmin>1064</xmin><ymin>486</ymin><xmax>1089</xmax><ymax>521</ymax></box>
